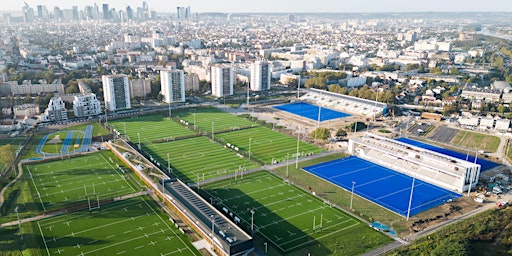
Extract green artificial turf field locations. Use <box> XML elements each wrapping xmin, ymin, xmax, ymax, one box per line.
<box><xmin>34</xmin><ymin>196</ymin><xmax>201</xmax><ymax>256</ymax></box>
<box><xmin>172</xmin><ymin>106</ymin><xmax>255</xmax><ymax>132</ymax></box>
<box><xmin>25</xmin><ymin>152</ymin><xmax>139</xmax><ymax>211</ymax></box>
<box><xmin>109</xmin><ymin>114</ymin><xmax>196</xmax><ymax>142</ymax></box>
<box><xmin>200</xmin><ymin>171</ymin><xmax>392</xmax><ymax>255</ymax></box>
<box><xmin>216</xmin><ymin>126</ymin><xmax>322</xmax><ymax>164</ymax></box>
<box><xmin>143</xmin><ymin>136</ymin><xmax>258</xmax><ymax>184</ymax></box>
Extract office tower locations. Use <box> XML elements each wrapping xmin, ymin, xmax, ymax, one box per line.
<box><xmin>102</xmin><ymin>4</ymin><xmax>110</xmax><ymax>20</ymax></box>
<box><xmin>102</xmin><ymin>75</ymin><xmax>131</xmax><ymax>111</ymax></box>
<box><xmin>211</xmin><ymin>65</ymin><xmax>234</xmax><ymax>97</ymax></box>
<box><xmin>185</xmin><ymin>6</ymin><xmax>191</xmax><ymax>19</ymax></box>
<box><xmin>37</xmin><ymin>5</ymin><xmax>48</xmax><ymax>20</ymax></box>
<box><xmin>161</xmin><ymin>70</ymin><xmax>185</xmax><ymax>103</ymax></box>
<box><xmin>72</xmin><ymin>6</ymin><xmax>79</xmax><ymax>20</ymax></box>
<box><xmin>126</xmin><ymin>6</ymin><xmax>133</xmax><ymax>20</ymax></box>
<box><xmin>250</xmin><ymin>60</ymin><xmax>271</xmax><ymax>91</ymax></box>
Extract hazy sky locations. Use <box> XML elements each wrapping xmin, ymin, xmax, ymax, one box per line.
<box><xmin>6</xmin><ymin>0</ymin><xmax>512</xmax><ymax>13</ymax></box>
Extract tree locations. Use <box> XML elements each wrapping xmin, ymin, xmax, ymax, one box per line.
<box><xmin>335</xmin><ymin>129</ymin><xmax>347</xmax><ymax>140</ymax></box>
<box><xmin>65</xmin><ymin>83</ymin><xmax>79</xmax><ymax>94</ymax></box>
<box><xmin>310</xmin><ymin>128</ymin><xmax>330</xmax><ymax>141</ymax></box>
<box><xmin>346</xmin><ymin>122</ymin><xmax>367</xmax><ymax>132</ymax></box>
<box><xmin>498</xmin><ymin>105</ymin><xmax>507</xmax><ymax>114</ymax></box>
<box><xmin>0</xmin><ymin>144</ymin><xmax>15</xmax><ymax>167</ymax></box>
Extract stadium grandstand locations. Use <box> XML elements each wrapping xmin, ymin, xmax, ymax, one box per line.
<box><xmin>300</xmin><ymin>88</ymin><xmax>387</xmax><ymax>117</ymax></box>
<box><xmin>348</xmin><ymin>133</ymin><xmax>480</xmax><ymax>193</ymax></box>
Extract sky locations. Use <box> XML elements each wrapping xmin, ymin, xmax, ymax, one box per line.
<box><xmin>4</xmin><ymin>0</ymin><xmax>512</xmax><ymax>13</ymax></box>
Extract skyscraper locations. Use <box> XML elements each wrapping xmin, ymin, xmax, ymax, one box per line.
<box><xmin>250</xmin><ymin>60</ymin><xmax>271</xmax><ymax>91</ymax></box>
<box><xmin>211</xmin><ymin>65</ymin><xmax>234</xmax><ymax>97</ymax></box>
<box><xmin>161</xmin><ymin>70</ymin><xmax>185</xmax><ymax>103</ymax></box>
<box><xmin>102</xmin><ymin>75</ymin><xmax>131</xmax><ymax>111</ymax></box>
<box><xmin>102</xmin><ymin>4</ymin><xmax>110</xmax><ymax>20</ymax></box>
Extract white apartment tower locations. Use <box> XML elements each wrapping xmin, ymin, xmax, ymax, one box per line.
<box><xmin>41</xmin><ymin>96</ymin><xmax>67</xmax><ymax>122</ymax></box>
<box><xmin>250</xmin><ymin>60</ymin><xmax>271</xmax><ymax>91</ymax></box>
<box><xmin>73</xmin><ymin>93</ymin><xmax>102</xmax><ymax>117</ymax></box>
<box><xmin>211</xmin><ymin>65</ymin><xmax>234</xmax><ymax>97</ymax></box>
<box><xmin>161</xmin><ymin>70</ymin><xmax>186</xmax><ymax>103</ymax></box>
<box><xmin>102</xmin><ymin>75</ymin><xmax>131</xmax><ymax>112</ymax></box>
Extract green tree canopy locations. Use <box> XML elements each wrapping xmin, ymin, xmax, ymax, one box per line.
<box><xmin>311</xmin><ymin>127</ymin><xmax>330</xmax><ymax>141</ymax></box>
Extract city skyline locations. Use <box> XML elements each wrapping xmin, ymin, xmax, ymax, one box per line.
<box><xmin>5</xmin><ymin>0</ymin><xmax>512</xmax><ymax>13</ymax></box>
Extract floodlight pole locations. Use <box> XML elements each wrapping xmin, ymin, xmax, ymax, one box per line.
<box><xmin>168</xmin><ymin>102</ymin><xmax>171</xmax><ymax>119</ymax></box>
<box><xmin>286</xmin><ymin>153</ymin><xmax>289</xmax><ymax>178</ymax></box>
<box><xmin>211</xmin><ymin>121</ymin><xmax>214</xmax><ymax>142</ymax></box>
<box><xmin>250</xmin><ymin>208</ymin><xmax>255</xmax><ymax>236</ymax></box>
<box><xmin>193</xmin><ymin>113</ymin><xmax>196</xmax><ymax>130</ymax></box>
<box><xmin>296</xmin><ymin>127</ymin><xmax>300</xmax><ymax>168</ymax></box>
<box><xmin>138</xmin><ymin>132</ymin><xmax>141</xmax><ymax>150</ymax></box>
<box><xmin>14</xmin><ymin>206</ymin><xmax>22</xmax><ymax>239</ymax></box>
<box><xmin>297</xmin><ymin>76</ymin><xmax>300</xmax><ymax>99</ymax></box>
<box><xmin>167</xmin><ymin>153</ymin><xmax>170</xmax><ymax>174</ymax></box>
<box><xmin>468</xmin><ymin>148</ymin><xmax>478</xmax><ymax>196</ymax></box>
<box><xmin>248</xmin><ymin>138</ymin><xmax>252</xmax><ymax>160</ymax></box>
<box><xmin>264</xmin><ymin>242</ymin><xmax>267</xmax><ymax>254</ymax></box>
<box><xmin>406</xmin><ymin>176</ymin><xmax>415</xmax><ymax>220</ymax></box>
<box><xmin>123</xmin><ymin>122</ymin><xmax>127</xmax><ymax>140</ymax></box>
<box><xmin>317</xmin><ymin>90</ymin><xmax>322</xmax><ymax>128</ymax></box>
<box><xmin>350</xmin><ymin>181</ymin><xmax>356</xmax><ymax>210</ymax></box>
<box><xmin>210</xmin><ymin>214</ymin><xmax>215</xmax><ymax>237</ymax></box>
<box><xmin>247</xmin><ymin>82</ymin><xmax>250</xmax><ymax>109</ymax></box>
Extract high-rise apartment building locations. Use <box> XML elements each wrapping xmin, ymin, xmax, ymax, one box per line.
<box><xmin>250</xmin><ymin>60</ymin><xmax>271</xmax><ymax>91</ymax></box>
<box><xmin>102</xmin><ymin>4</ymin><xmax>110</xmax><ymax>20</ymax></box>
<box><xmin>211</xmin><ymin>65</ymin><xmax>234</xmax><ymax>97</ymax></box>
<box><xmin>102</xmin><ymin>75</ymin><xmax>131</xmax><ymax>111</ymax></box>
<box><xmin>161</xmin><ymin>70</ymin><xmax>185</xmax><ymax>103</ymax></box>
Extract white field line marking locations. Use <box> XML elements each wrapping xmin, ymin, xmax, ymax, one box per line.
<box><xmin>38</xmin><ymin>222</ymin><xmax>51</xmax><ymax>256</ymax></box>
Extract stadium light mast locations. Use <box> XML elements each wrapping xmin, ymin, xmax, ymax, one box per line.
<box><xmin>193</xmin><ymin>113</ymin><xmax>196</xmax><ymax>130</ymax></box>
<box><xmin>350</xmin><ymin>181</ymin><xmax>356</xmax><ymax>210</ymax></box>
<box><xmin>123</xmin><ymin>122</ymin><xmax>127</xmax><ymax>140</ymax></box>
<box><xmin>317</xmin><ymin>91</ymin><xmax>322</xmax><ymax>128</ymax></box>
<box><xmin>211</xmin><ymin>121</ymin><xmax>214</xmax><ymax>142</ymax></box>
<box><xmin>167</xmin><ymin>153</ymin><xmax>170</xmax><ymax>174</ymax></box>
<box><xmin>250</xmin><ymin>208</ymin><xmax>255</xmax><ymax>236</ymax></box>
<box><xmin>210</xmin><ymin>214</ymin><xmax>215</xmax><ymax>237</ymax></box>
<box><xmin>286</xmin><ymin>153</ymin><xmax>289</xmax><ymax>178</ymax></box>
<box><xmin>248</xmin><ymin>138</ymin><xmax>252</xmax><ymax>160</ymax></box>
<box><xmin>138</xmin><ymin>132</ymin><xmax>141</xmax><ymax>150</ymax></box>
<box><xmin>247</xmin><ymin>82</ymin><xmax>250</xmax><ymax>109</ymax></box>
<box><xmin>297</xmin><ymin>75</ymin><xmax>301</xmax><ymax>99</ymax></box>
<box><xmin>14</xmin><ymin>206</ymin><xmax>22</xmax><ymax>239</ymax></box>
<box><xmin>468</xmin><ymin>148</ymin><xmax>478</xmax><ymax>197</ymax></box>
<box><xmin>296</xmin><ymin>126</ymin><xmax>300</xmax><ymax>168</ymax></box>
<box><xmin>406</xmin><ymin>176</ymin><xmax>416</xmax><ymax>220</ymax></box>
<box><xmin>168</xmin><ymin>102</ymin><xmax>172</xmax><ymax>119</ymax></box>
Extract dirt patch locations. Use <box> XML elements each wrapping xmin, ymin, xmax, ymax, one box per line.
<box><xmin>47</xmin><ymin>134</ymin><xmax>62</xmax><ymax>144</ymax></box>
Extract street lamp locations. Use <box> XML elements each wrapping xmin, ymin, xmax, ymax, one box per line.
<box><xmin>350</xmin><ymin>181</ymin><xmax>356</xmax><ymax>210</ymax></box>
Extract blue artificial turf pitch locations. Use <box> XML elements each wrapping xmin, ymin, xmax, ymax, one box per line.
<box><xmin>303</xmin><ymin>156</ymin><xmax>460</xmax><ymax>217</ymax></box>
<box><xmin>396</xmin><ymin>137</ymin><xmax>499</xmax><ymax>172</ymax></box>
<box><xmin>273</xmin><ymin>102</ymin><xmax>351</xmax><ymax>122</ymax></box>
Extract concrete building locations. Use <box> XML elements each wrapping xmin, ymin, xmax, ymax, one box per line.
<box><xmin>102</xmin><ymin>75</ymin><xmax>131</xmax><ymax>112</ymax></box>
<box><xmin>129</xmin><ymin>79</ymin><xmax>151</xmax><ymax>98</ymax></box>
<box><xmin>41</xmin><ymin>96</ymin><xmax>67</xmax><ymax>122</ymax></box>
<box><xmin>250</xmin><ymin>60</ymin><xmax>271</xmax><ymax>91</ymax></box>
<box><xmin>9</xmin><ymin>80</ymin><xmax>65</xmax><ymax>95</ymax></box>
<box><xmin>161</xmin><ymin>70</ymin><xmax>185</xmax><ymax>103</ymax></box>
<box><xmin>211</xmin><ymin>65</ymin><xmax>234</xmax><ymax>97</ymax></box>
<box><xmin>184</xmin><ymin>73</ymin><xmax>199</xmax><ymax>91</ymax></box>
<box><xmin>13</xmin><ymin>104</ymin><xmax>39</xmax><ymax>118</ymax></box>
<box><xmin>73</xmin><ymin>93</ymin><xmax>101</xmax><ymax>117</ymax></box>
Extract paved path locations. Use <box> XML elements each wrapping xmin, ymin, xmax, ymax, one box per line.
<box><xmin>0</xmin><ymin>162</ymin><xmax>23</xmax><ymax>209</ymax></box>
<box><xmin>0</xmin><ymin>190</ymin><xmax>149</xmax><ymax>228</ymax></box>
